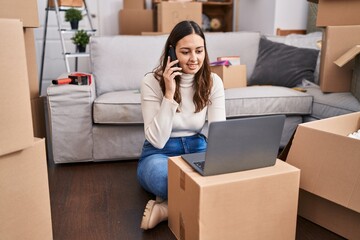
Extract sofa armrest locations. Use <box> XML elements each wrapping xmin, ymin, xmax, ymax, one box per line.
<box><xmin>47</xmin><ymin>81</ymin><xmax>96</xmax><ymax>163</ymax></box>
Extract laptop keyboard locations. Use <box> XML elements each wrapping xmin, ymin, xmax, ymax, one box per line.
<box><xmin>194</xmin><ymin>161</ymin><xmax>205</xmax><ymax>170</ymax></box>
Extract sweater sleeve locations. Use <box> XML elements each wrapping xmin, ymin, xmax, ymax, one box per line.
<box><xmin>207</xmin><ymin>73</ymin><xmax>226</xmax><ymax>123</ymax></box>
<box><xmin>140</xmin><ymin>74</ymin><xmax>179</xmax><ymax>149</ymax></box>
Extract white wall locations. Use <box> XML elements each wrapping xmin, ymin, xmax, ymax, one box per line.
<box><xmin>237</xmin><ymin>0</ymin><xmax>308</xmax><ymax>35</ymax></box>
<box><xmin>274</xmin><ymin>0</ymin><xmax>308</xmax><ymax>32</ymax></box>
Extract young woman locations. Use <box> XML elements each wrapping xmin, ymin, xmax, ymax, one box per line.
<box><xmin>138</xmin><ymin>20</ymin><xmax>226</xmax><ymax>230</ymax></box>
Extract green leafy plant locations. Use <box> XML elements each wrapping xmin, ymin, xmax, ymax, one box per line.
<box><xmin>65</xmin><ymin>8</ymin><xmax>83</xmax><ymax>22</ymax></box>
<box><xmin>71</xmin><ymin>30</ymin><xmax>90</xmax><ymax>47</ymax></box>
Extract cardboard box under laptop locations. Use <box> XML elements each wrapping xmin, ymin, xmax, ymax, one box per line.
<box><xmin>316</xmin><ymin>0</ymin><xmax>360</xmax><ymax>27</ymax></box>
<box><xmin>319</xmin><ymin>25</ymin><xmax>360</xmax><ymax>93</ymax></box>
<box><xmin>157</xmin><ymin>2</ymin><xmax>202</xmax><ymax>33</ymax></box>
<box><xmin>287</xmin><ymin>112</ymin><xmax>360</xmax><ymax>239</ymax></box>
<box><xmin>0</xmin><ymin>0</ymin><xmax>39</xmax><ymax>27</ymax></box>
<box><xmin>168</xmin><ymin>157</ymin><xmax>300</xmax><ymax>240</ymax></box>
<box><xmin>119</xmin><ymin>9</ymin><xmax>154</xmax><ymax>35</ymax></box>
<box><xmin>211</xmin><ymin>65</ymin><xmax>247</xmax><ymax>89</ymax></box>
<box><xmin>0</xmin><ymin>19</ymin><xmax>34</xmax><ymax>156</ymax></box>
<box><xmin>334</xmin><ymin>45</ymin><xmax>360</xmax><ymax>101</ymax></box>
<box><xmin>0</xmin><ymin>138</ymin><xmax>53</xmax><ymax>239</ymax></box>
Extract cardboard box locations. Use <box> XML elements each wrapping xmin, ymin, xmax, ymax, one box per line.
<box><xmin>119</xmin><ymin>9</ymin><xmax>154</xmax><ymax>35</ymax></box>
<box><xmin>31</xmin><ymin>97</ymin><xmax>46</xmax><ymax>138</ymax></box>
<box><xmin>48</xmin><ymin>0</ymin><xmax>83</xmax><ymax>8</ymax></box>
<box><xmin>157</xmin><ymin>2</ymin><xmax>202</xmax><ymax>33</ymax></box>
<box><xmin>123</xmin><ymin>0</ymin><xmax>145</xmax><ymax>9</ymax></box>
<box><xmin>141</xmin><ymin>32</ymin><xmax>168</xmax><ymax>36</ymax></box>
<box><xmin>0</xmin><ymin>138</ymin><xmax>53</xmax><ymax>239</ymax></box>
<box><xmin>287</xmin><ymin>112</ymin><xmax>360</xmax><ymax>239</ymax></box>
<box><xmin>24</xmin><ymin>28</ymin><xmax>40</xmax><ymax>99</ymax></box>
<box><xmin>211</xmin><ymin>65</ymin><xmax>247</xmax><ymax>89</ymax></box>
<box><xmin>316</xmin><ymin>0</ymin><xmax>360</xmax><ymax>27</ymax></box>
<box><xmin>334</xmin><ymin>45</ymin><xmax>360</xmax><ymax>101</ymax></box>
<box><xmin>319</xmin><ymin>25</ymin><xmax>360</xmax><ymax>93</ymax></box>
<box><xmin>0</xmin><ymin>19</ymin><xmax>34</xmax><ymax>156</ymax></box>
<box><xmin>168</xmin><ymin>157</ymin><xmax>300</xmax><ymax>240</ymax></box>
<box><xmin>0</xmin><ymin>0</ymin><xmax>39</xmax><ymax>27</ymax></box>
<box><xmin>298</xmin><ymin>189</ymin><xmax>360</xmax><ymax>240</ymax></box>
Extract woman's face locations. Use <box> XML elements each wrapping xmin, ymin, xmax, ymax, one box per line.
<box><xmin>175</xmin><ymin>33</ymin><xmax>205</xmax><ymax>75</ymax></box>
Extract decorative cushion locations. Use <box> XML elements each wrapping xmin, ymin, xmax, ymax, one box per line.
<box><xmin>249</xmin><ymin>37</ymin><xmax>320</xmax><ymax>88</ymax></box>
<box><xmin>266</xmin><ymin>32</ymin><xmax>323</xmax><ymax>84</ymax></box>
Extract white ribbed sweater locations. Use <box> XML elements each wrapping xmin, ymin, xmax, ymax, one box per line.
<box><xmin>140</xmin><ymin>73</ymin><xmax>226</xmax><ymax>149</ymax></box>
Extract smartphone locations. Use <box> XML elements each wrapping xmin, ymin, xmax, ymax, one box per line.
<box><xmin>168</xmin><ymin>45</ymin><xmax>179</xmax><ymax>68</ymax></box>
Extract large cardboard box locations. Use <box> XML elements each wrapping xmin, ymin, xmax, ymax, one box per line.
<box><xmin>0</xmin><ymin>0</ymin><xmax>39</xmax><ymax>27</ymax></box>
<box><xmin>211</xmin><ymin>65</ymin><xmax>247</xmax><ymax>89</ymax></box>
<box><xmin>334</xmin><ymin>45</ymin><xmax>360</xmax><ymax>101</ymax></box>
<box><xmin>0</xmin><ymin>19</ymin><xmax>34</xmax><ymax>156</ymax></box>
<box><xmin>119</xmin><ymin>9</ymin><xmax>154</xmax><ymax>35</ymax></box>
<box><xmin>287</xmin><ymin>112</ymin><xmax>360</xmax><ymax>239</ymax></box>
<box><xmin>319</xmin><ymin>25</ymin><xmax>360</xmax><ymax>93</ymax></box>
<box><xmin>316</xmin><ymin>0</ymin><xmax>360</xmax><ymax>27</ymax></box>
<box><xmin>157</xmin><ymin>2</ymin><xmax>202</xmax><ymax>33</ymax></box>
<box><xmin>24</xmin><ymin>28</ymin><xmax>40</xmax><ymax>99</ymax></box>
<box><xmin>0</xmin><ymin>138</ymin><xmax>53</xmax><ymax>239</ymax></box>
<box><xmin>298</xmin><ymin>189</ymin><xmax>360</xmax><ymax>240</ymax></box>
<box><xmin>168</xmin><ymin>157</ymin><xmax>300</xmax><ymax>240</ymax></box>
<box><xmin>48</xmin><ymin>0</ymin><xmax>83</xmax><ymax>8</ymax></box>
<box><xmin>123</xmin><ymin>0</ymin><xmax>145</xmax><ymax>9</ymax></box>
<box><xmin>31</xmin><ymin>97</ymin><xmax>46</xmax><ymax>138</ymax></box>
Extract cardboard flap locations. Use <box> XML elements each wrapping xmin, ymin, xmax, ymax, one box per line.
<box><xmin>334</xmin><ymin>45</ymin><xmax>360</xmax><ymax>67</ymax></box>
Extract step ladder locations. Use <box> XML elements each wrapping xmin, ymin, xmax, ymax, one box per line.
<box><xmin>39</xmin><ymin>0</ymin><xmax>96</xmax><ymax>91</ymax></box>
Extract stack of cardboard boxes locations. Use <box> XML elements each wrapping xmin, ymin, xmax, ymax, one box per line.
<box><xmin>119</xmin><ymin>0</ymin><xmax>154</xmax><ymax>35</ymax></box>
<box><xmin>119</xmin><ymin>0</ymin><xmax>202</xmax><ymax>35</ymax></box>
<box><xmin>155</xmin><ymin>0</ymin><xmax>202</xmax><ymax>33</ymax></box>
<box><xmin>286</xmin><ymin>2</ymin><xmax>360</xmax><ymax>239</ymax></box>
<box><xmin>0</xmin><ymin>0</ymin><xmax>53</xmax><ymax>239</ymax></box>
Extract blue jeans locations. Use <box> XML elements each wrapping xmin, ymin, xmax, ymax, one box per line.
<box><xmin>137</xmin><ymin>134</ymin><xmax>207</xmax><ymax>200</ymax></box>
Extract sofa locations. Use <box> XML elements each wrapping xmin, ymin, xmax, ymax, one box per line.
<box><xmin>47</xmin><ymin>31</ymin><xmax>360</xmax><ymax>164</ymax></box>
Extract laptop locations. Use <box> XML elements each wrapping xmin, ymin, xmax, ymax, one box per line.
<box><xmin>181</xmin><ymin>115</ymin><xmax>285</xmax><ymax>176</ymax></box>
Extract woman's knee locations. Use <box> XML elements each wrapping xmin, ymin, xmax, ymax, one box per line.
<box><xmin>137</xmin><ymin>154</ymin><xmax>169</xmax><ymax>197</ymax></box>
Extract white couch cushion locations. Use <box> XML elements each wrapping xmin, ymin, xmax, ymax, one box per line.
<box><xmin>93</xmin><ymin>90</ymin><xmax>142</xmax><ymax>124</ymax></box>
<box><xmin>90</xmin><ymin>31</ymin><xmax>261</xmax><ymax>96</ymax></box>
<box><xmin>93</xmin><ymin>86</ymin><xmax>312</xmax><ymax>124</ymax></box>
<box><xmin>303</xmin><ymin>84</ymin><xmax>360</xmax><ymax>120</ymax></box>
<box><xmin>225</xmin><ymin>86</ymin><xmax>313</xmax><ymax>117</ymax></box>
<box><xmin>90</xmin><ymin>35</ymin><xmax>167</xmax><ymax>96</ymax></box>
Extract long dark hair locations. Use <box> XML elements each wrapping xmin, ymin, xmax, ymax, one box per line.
<box><xmin>153</xmin><ymin>20</ymin><xmax>212</xmax><ymax>113</ymax></box>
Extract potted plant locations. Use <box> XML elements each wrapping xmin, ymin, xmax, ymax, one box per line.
<box><xmin>71</xmin><ymin>30</ymin><xmax>90</xmax><ymax>53</ymax></box>
<box><xmin>65</xmin><ymin>8</ymin><xmax>83</xmax><ymax>30</ymax></box>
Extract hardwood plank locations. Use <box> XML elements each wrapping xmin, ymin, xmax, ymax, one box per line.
<box><xmin>47</xmin><ymin>159</ymin><xmax>346</xmax><ymax>240</ymax></box>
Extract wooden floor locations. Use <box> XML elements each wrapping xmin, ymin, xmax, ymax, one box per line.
<box><xmin>47</xmin><ymin>159</ymin><xmax>346</xmax><ymax>240</ymax></box>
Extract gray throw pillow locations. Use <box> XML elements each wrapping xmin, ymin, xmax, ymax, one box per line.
<box><xmin>249</xmin><ymin>37</ymin><xmax>320</xmax><ymax>88</ymax></box>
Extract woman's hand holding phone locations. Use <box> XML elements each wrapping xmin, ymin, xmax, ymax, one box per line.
<box><xmin>164</xmin><ymin>47</ymin><xmax>182</xmax><ymax>100</ymax></box>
